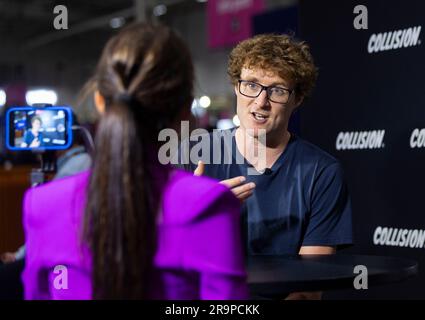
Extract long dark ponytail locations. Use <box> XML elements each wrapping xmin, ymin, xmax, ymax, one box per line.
<box><xmin>83</xmin><ymin>23</ymin><xmax>194</xmax><ymax>299</ymax></box>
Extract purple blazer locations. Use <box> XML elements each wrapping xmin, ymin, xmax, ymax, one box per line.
<box><xmin>22</xmin><ymin>169</ymin><xmax>248</xmax><ymax>299</ymax></box>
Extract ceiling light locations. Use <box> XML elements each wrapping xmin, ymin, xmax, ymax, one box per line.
<box><xmin>25</xmin><ymin>89</ymin><xmax>58</xmax><ymax>105</ymax></box>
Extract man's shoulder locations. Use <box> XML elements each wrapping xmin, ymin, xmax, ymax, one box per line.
<box><xmin>290</xmin><ymin>135</ymin><xmax>340</xmax><ymax>168</ymax></box>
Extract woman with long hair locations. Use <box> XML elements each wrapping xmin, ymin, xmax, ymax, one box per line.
<box><xmin>22</xmin><ymin>23</ymin><xmax>248</xmax><ymax>299</ymax></box>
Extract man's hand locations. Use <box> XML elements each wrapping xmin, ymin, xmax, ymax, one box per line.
<box><xmin>194</xmin><ymin>160</ymin><xmax>256</xmax><ymax>201</ymax></box>
<box><xmin>29</xmin><ymin>138</ymin><xmax>40</xmax><ymax>148</ymax></box>
<box><xmin>194</xmin><ymin>160</ymin><xmax>205</xmax><ymax>176</ymax></box>
<box><xmin>219</xmin><ymin>176</ymin><xmax>255</xmax><ymax>202</ymax></box>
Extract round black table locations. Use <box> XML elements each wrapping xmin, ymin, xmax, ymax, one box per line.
<box><xmin>247</xmin><ymin>254</ymin><xmax>418</xmax><ymax>298</ymax></box>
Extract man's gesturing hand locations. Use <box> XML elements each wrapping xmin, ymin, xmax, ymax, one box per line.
<box><xmin>194</xmin><ymin>161</ymin><xmax>255</xmax><ymax>201</ymax></box>
<box><xmin>219</xmin><ymin>176</ymin><xmax>255</xmax><ymax>202</ymax></box>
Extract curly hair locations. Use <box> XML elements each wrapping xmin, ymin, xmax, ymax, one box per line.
<box><xmin>228</xmin><ymin>34</ymin><xmax>318</xmax><ymax>99</ymax></box>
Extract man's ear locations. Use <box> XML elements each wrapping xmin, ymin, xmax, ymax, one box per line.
<box><xmin>294</xmin><ymin>94</ymin><xmax>304</xmax><ymax>109</ymax></box>
<box><xmin>94</xmin><ymin>90</ymin><xmax>106</xmax><ymax>115</ymax></box>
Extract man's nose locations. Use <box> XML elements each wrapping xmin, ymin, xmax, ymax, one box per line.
<box><xmin>254</xmin><ymin>89</ymin><xmax>270</xmax><ymax>106</ymax></box>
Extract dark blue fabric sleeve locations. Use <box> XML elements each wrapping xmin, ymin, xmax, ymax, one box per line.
<box><xmin>302</xmin><ymin>162</ymin><xmax>353</xmax><ymax>248</ymax></box>
<box><xmin>38</xmin><ymin>133</ymin><xmax>43</xmax><ymax>146</ymax></box>
<box><xmin>24</xmin><ymin>130</ymin><xmax>33</xmax><ymax>145</ymax></box>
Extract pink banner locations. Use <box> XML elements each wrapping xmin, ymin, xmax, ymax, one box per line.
<box><xmin>208</xmin><ymin>0</ymin><xmax>264</xmax><ymax>48</ymax></box>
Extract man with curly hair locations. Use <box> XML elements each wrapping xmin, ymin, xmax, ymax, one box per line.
<box><xmin>182</xmin><ymin>34</ymin><xmax>353</xmax><ymax>299</ymax></box>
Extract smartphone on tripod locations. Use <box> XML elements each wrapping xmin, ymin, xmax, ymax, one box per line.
<box><xmin>5</xmin><ymin>106</ymin><xmax>73</xmax><ymax>151</ymax></box>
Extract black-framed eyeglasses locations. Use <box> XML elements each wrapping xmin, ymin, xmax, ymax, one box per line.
<box><xmin>238</xmin><ymin>79</ymin><xmax>294</xmax><ymax>104</ymax></box>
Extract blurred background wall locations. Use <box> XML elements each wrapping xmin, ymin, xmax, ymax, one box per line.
<box><xmin>0</xmin><ymin>0</ymin><xmax>296</xmax><ymax>124</ymax></box>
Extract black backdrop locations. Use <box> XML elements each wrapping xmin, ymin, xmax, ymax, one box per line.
<box><xmin>298</xmin><ymin>0</ymin><xmax>425</xmax><ymax>299</ymax></box>
<box><xmin>254</xmin><ymin>0</ymin><xmax>425</xmax><ymax>298</ymax></box>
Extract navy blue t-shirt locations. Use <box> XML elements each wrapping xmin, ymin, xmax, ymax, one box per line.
<box><xmin>178</xmin><ymin>128</ymin><xmax>353</xmax><ymax>255</ymax></box>
<box><xmin>23</xmin><ymin>130</ymin><xmax>43</xmax><ymax>147</ymax></box>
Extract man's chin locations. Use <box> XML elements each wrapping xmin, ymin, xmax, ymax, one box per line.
<box><xmin>241</xmin><ymin>126</ymin><xmax>269</xmax><ymax>139</ymax></box>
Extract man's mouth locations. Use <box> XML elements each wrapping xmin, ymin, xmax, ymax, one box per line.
<box><xmin>251</xmin><ymin>112</ymin><xmax>269</xmax><ymax>122</ymax></box>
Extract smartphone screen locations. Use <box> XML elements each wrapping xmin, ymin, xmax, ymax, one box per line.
<box><xmin>6</xmin><ymin>106</ymin><xmax>73</xmax><ymax>151</ymax></box>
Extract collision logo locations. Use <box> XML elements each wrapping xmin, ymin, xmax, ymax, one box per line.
<box><xmin>336</xmin><ymin>130</ymin><xmax>385</xmax><ymax>150</ymax></box>
<box><xmin>368</xmin><ymin>26</ymin><xmax>421</xmax><ymax>53</ymax></box>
